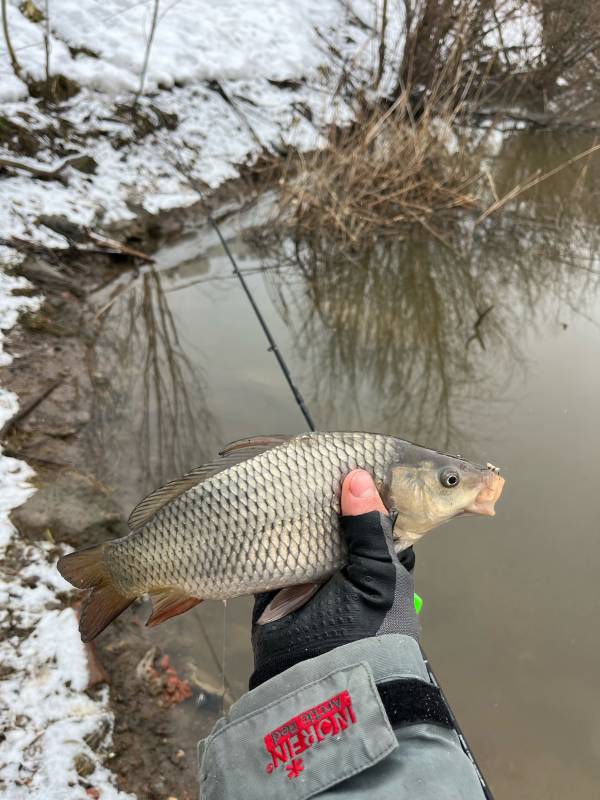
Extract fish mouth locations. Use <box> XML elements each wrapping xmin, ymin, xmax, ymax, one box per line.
<box><xmin>465</xmin><ymin>468</ymin><xmax>505</xmax><ymax>517</ymax></box>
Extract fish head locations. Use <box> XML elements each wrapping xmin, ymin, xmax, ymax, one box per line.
<box><xmin>383</xmin><ymin>446</ymin><xmax>505</xmax><ymax>549</ymax></box>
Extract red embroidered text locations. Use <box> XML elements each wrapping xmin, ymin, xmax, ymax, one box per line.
<box><xmin>264</xmin><ymin>690</ymin><xmax>357</xmax><ymax>776</ymax></box>
<box><xmin>285</xmin><ymin>759</ymin><xmax>304</xmax><ymax>779</ymax></box>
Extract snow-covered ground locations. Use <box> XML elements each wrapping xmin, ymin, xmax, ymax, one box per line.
<box><xmin>0</xmin><ymin>0</ymin><xmax>408</xmax><ymax>258</ymax></box>
<box><xmin>0</xmin><ymin>549</ymin><xmax>136</xmax><ymax>800</ymax></box>
<box><xmin>0</xmin><ymin>278</ymin><xmax>136</xmax><ymax>798</ymax></box>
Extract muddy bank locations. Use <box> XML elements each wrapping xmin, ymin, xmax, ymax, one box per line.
<box><xmin>1</xmin><ymin>211</ymin><xmax>234</xmax><ymax>799</ymax></box>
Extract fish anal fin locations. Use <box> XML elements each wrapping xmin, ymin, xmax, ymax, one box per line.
<box><xmin>146</xmin><ymin>588</ymin><xmax>202</xmax><ymax>627</ymax></box>
<box><xmin>257</xmin><ymin>582</ymin><xmax>321</xmax><ymax>625</ymax></box>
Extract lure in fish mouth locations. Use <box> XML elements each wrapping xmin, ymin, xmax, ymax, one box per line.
<box><xmin>57</xmin><ymin>431</ymin><xmax>505</xmax><ymax>642</ymax></box>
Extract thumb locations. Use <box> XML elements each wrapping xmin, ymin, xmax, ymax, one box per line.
<box><xmin>341</xmin><ymin>470</ymin><xmax>388</xmax><ymax>516</ymax></box>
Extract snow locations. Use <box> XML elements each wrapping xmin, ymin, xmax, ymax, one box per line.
<box><xmin>0</xmin><ymin>545</ymin><xmax>135</xmax><ymax>799</ymax></box>
<box><xmin>2</xmin><ymin>0</ymin><xmax>365</xmax><ymax>92</ymax></box>
<box><xmin>0</xmin><ymin>0</ymin><xmax>406</xmax><ymax>253</ymax></box>
<box><xmin>0</xmin><ymin>274</ymin><xmax>40</xmax><ymax>544</ymax></box>
<box><xmin>0</xmin><ymin>256</ymin><xmax>129</xmax><ymax>799</ymax></box>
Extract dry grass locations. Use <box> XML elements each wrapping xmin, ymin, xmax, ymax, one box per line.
<box><xmin>275</xmin><ymin>102</ymin><xmax>600</xmax><ymax>243</ymax></box>
<box><xmin>269</xmin><ymin>3</ymin><xmax>495</xmax><ymax>242</ymax></box>
<box><xmin>275</xmin><ymin>45</ymin><xmax>486</xmax><ymax>244</ymax></box>
<box><xmin>269</xmin><ymin>0</ymin><xmax>600</xmax><ymax>244</ymax></box>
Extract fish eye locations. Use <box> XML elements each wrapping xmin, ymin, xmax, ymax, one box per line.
<box><xmin>439</xmin><ymin>468</ymin><xmax>460</xmax><ymax>488</ymax></box>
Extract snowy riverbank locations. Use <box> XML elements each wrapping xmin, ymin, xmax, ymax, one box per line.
<box><xmin>0</xmin><ymin>0</ymin><xmax>407</xmax><ymax>259</ymax></box>
<box><xmin>0</xmin><ymin>0</ymin><xmax>544</xmax><ymax>259</ymax></box>
<box><xmin>0</xmin><ymin>276</ymin><xmax>137</xmax><ymax>798</ymax></box>
<box><xmin>0</xmin><ymin>3</ymin><xmax>392</xmax><ymax>794</ymax></box>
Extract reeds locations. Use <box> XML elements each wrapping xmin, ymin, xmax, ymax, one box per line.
<box><xmin>271</xmin><ymin>0</ymin><xmax>600</xmax><ymax>244</ymax></box>
<box><xmin>276</xmin><ymin>74</ymin><xmax>482</xmax><ymax>242</ymax></box>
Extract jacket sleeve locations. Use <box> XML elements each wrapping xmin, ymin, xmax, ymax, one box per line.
<box><xmin>198</xmin><ymin>634</ymin><xmax>488</xmax><ymax>800</ymax></box>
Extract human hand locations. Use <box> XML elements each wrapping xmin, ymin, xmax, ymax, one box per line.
<box><xmin>249</xmin><ymin>469</ymin><xmax>419</xmax><ymax>689</ymax></box>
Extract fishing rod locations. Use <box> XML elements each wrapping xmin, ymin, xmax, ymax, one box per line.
<box><xmin>190</xmin><ymin>185</ymin><xmax>315</xmax><ymax>432</ymax></box>
<box><xmin>208</xmin><ymin>216</ymin><xmax>315</xmax><ymax>430</ymax></box>
<box><xmin>205</xmin><ymin>205</ymin><xmax>495</xmax><ymax>800</ymax></box>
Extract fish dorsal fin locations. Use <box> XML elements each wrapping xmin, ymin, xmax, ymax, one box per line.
<box><xmin>128</xmin><ymin>464</ymin><xmax>220</xmax><ymax>531</ymax></box>
<box><xmin>219</xmin><ymin>434</ymin><xmax>292</xmax><ymax>456</ymax></box>
<box><xmin>128</xmin><ymin>435</ymin><xmax>293</xmax><ymax>531</ymax></box>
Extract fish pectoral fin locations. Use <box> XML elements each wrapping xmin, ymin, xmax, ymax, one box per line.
<box><xmin>257</xmin><ymin>582</ymin><xmax>321</xmax><ymax>625</ymax></box>
<box><xmin>146</xmin><ymin>588</ymin><xmax>202</xmax><ymax>627</ymax></box>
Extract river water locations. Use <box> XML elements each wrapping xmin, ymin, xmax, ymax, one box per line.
<box><xmin>89</xmin><ymin>131</ymin><xmax>600</xmax><ymax>798</ymax></box>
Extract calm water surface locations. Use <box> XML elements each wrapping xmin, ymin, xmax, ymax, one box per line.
<box><xmin>89</xmin><ymin>132</ymin><xmax>600</xmax><ymax>798</ymax></box>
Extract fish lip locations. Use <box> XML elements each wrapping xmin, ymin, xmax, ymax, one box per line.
<box><xmin>465</xmin><ymin>473</ymin><xmax>505</xmax><ymax>516</ymax></box>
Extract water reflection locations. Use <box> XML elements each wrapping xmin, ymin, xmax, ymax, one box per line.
<box><xmin>87</xmin><ymin>267</ymin><xmax>219</xmax><ymax>506</ymax></box>
<box><xmin>249</xmin><ymin>133</ymin><xmax>600</xmax><ymax>447</ymax></box>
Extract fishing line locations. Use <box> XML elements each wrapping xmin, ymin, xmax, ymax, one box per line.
<box><xmin>201</xmin><ymin>194</ymin><xmax>494</xmax><ymax>799</ymax></box>
<box><xmin>220</xmin><ymin>600</ymin><xmax>227</xmax><ymax>718</ymax></box>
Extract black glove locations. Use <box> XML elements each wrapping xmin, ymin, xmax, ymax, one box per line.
<box><xmin>250</xmin><ymin>511</ymin><xmax>418</xmax><ymax>689</ymax></box>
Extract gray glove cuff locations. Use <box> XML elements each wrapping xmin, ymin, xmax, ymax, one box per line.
<box><xmin>375</xmin><ymin>514</ymin><xmax>419</xmax><ymax>639</ymax></box>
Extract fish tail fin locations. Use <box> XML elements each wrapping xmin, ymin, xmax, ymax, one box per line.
<box><xmin>57</xmin><ymin>543</ymin><xmax>133</xmax><ymax>642</ymax></box>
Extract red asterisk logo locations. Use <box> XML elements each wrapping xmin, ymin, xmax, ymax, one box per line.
<box><xmin>285</xmin><ymin>758</ymin><xmax>304</xmax><ymax>779</ymax></box>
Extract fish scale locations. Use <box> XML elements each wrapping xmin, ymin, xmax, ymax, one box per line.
<box><xmin>106</xmin><ymin>432</ymin><xmax>394</xmax><ymax>598</ymax></box>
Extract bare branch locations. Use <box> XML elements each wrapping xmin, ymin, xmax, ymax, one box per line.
<box><xmin>133</xmin><ymin>0</ymin><xmax>160</xmax><ymax>106</ymax></box>
<box><xmin>1</xmin><ymin>0</ymin><xmax>23</xmax><ymax>80</ymax></box>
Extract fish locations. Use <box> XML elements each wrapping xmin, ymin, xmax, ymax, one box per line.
<box><xmin>57</xmin><ymin>431</ymin><xmax>505</xmax><ymax>641</ymax></box>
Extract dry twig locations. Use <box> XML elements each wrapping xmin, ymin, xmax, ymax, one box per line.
<box><xmin>1</xmin><ymin>0</ymin><xmax>23</xmax><ymax>80</ymax></box>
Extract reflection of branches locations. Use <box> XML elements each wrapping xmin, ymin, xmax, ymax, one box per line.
<box><xmin>252</xmin><ymin>234</ymin><xmax>506</xmax><ymax>447</ymax></box>
<box><xmin>466</xmin><ymin>305</ymin><xmax>494</xmax><ymax>349</ymax></box>
<box><xmin>249</xmin><ymin>132</ymin><xmax>600</xmax><ymax>449</ymax></box>
<box><xmin>87</xmin><ymin>267</ymin><xmax>218</xmax><ymax>508</ymax></box>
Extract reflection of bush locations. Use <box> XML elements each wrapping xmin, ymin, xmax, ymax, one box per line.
<box><xmin>252</xmin><ymin>132</ymin><xmax>600</xmax><ymax>447</ymax></box>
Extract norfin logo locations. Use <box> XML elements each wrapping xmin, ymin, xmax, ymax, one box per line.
<box><xmin>264</xmin><ymin>690</ymin><xmax>357</xmax><ymax>778</ymax></box>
